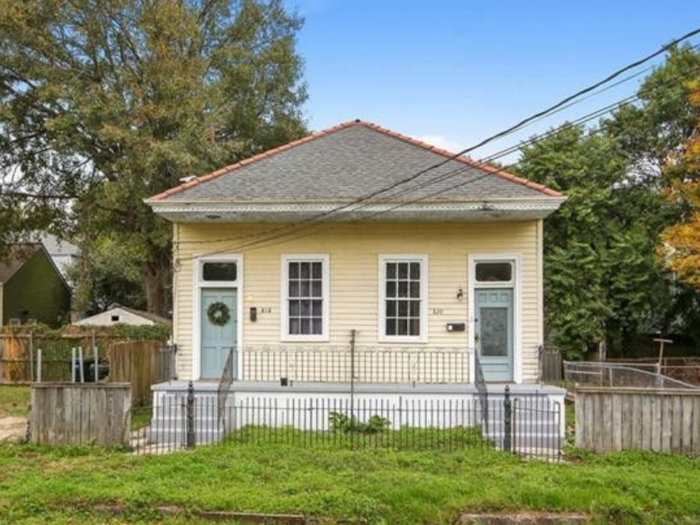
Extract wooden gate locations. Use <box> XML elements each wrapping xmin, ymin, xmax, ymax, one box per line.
<box><xmin>108</xmin><ymin>341</ymin><xmax>173</xmax><ymax>406</ymax></box>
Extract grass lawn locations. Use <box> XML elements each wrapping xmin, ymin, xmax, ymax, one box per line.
<box><xmin>0</xmin><ymin>386</ymin><xmax>30</xmax><ymax>417</ymax></box>
<box><xmin>0</xmin><ymin>438</ymin><xmax>699</xmax><ymax>525</ymax></box>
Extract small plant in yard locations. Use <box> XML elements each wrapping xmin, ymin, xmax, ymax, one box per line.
<box><xmin>329</xmin><ymin>412</ymin><xmax>390</xmax><ymax>434</ymax></box>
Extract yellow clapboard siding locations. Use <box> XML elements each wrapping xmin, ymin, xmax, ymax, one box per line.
<box><xmin>173</xmin><ymin>221</ymin><xmax>544</xmax><ymax>383</ymax></box>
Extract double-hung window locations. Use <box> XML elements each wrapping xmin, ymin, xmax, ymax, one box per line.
<box><xmin>282</xmin><ymin>255</ymin><xmax>329</xmax><ymax>341</ymax></box>
<box><xmin>379</xmin><ymin>255</ymin><xmax>428</xmax><ymax>342</ymax></box>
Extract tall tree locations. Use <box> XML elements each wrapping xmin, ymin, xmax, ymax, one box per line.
<box><xmin>659</xmin><ymin>77</ymin><xmax>700</xmax><ymax>292</ymax></box>
<box><xmin>0</xmin><ymin>0</ymin><xmax>307</xmax><ymax>315</ymax></box>
<box><xmin>518</xmin><ymin>45</ymin><xmax>700</xmax><ymax>356</ymax></box>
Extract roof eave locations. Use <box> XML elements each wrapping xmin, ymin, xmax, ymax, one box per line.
<box><xmin>148</xmin><ymin>197</ymin><xmax>566</xmax><ymax>223</ymax></box>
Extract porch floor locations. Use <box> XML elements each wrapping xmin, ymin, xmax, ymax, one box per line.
<box><xmin>152</xmin><ymin>380</ymin><xmax>566</xmax><ymax>396</ymax></box>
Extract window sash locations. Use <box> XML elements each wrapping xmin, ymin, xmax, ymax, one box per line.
<box><xmin>283</xmin><ymin>257</ymin><xmax>327</xmax><ymax>339</ymax></box>
<box><xmin>381</xmin><ymin>258</ymin><xmax>426</xmax><ymax>341</ymax></box>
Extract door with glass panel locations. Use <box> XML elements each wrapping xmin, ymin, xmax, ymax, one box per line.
<box><xmin>473</xmin><ymin>260</ymin><xmax>515</xmax><ymax>382</ymax></box>
<box><xmin>475</xmin><ymin>289</ymin><xmax>513</xmax><ymax>382</ymax></box>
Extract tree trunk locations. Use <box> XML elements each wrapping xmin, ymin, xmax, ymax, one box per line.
<box><xmin>143</xmin><ymin>260</ymin><xmax>171</xmax><ymax>317</ymax></box>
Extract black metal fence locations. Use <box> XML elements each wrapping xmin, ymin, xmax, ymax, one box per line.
<box><xmin>126</xmin><ymin>384</ymin><xmax>562</xmax><ymax>461</ymax></box>
<box><xmin>240</xmin><ymin>345</ymin><xmax>470</xmax><ymax>384</ymax></box>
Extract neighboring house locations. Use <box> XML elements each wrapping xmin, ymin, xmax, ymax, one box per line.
<box><xmin>0</xmin><ymin>244</ymin><xmax>72</xmax><ymax>328</ymax></box>
<box><xmin>36</xmin><ymin>233</ymin><xmax>80</xmax><ymax>280</ymax></box>
<box><xmin>74</xmin><ymin>305</ymin><xmax>171</xmax><ymax>327</ymax></box>
<box><xmin>145</xmin><ymin>120</ymin><xmax>567</xmax><ymax>446</ymax></box>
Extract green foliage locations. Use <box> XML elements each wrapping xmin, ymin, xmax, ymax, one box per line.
<box><xmin>517</xmin><ymin>47</ymin><xmax>700</xmax><ymax>357</ymax></box>
<box><xmin>1</xmin><ymin>440</ymin><xmax>700</xmax><ymax>524</ymax></box>
<box><xmin>2</xmin><ymin>322</ymin><xmax>171</xmax><ymax>342</ymax></box>
<box><xmin>328</xmin><ymin>412</ymin><xmax>391</xmax><ymax>434</ymax></box>
<box><xmin>0</xmin><ymin>0</ymin><xmax>308</xmax><ymax>314</ymax></box>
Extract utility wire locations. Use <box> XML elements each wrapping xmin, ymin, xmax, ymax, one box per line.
<box><xmin>175</xmin><ymin>32</ymin><xmax>700</xmax><ymax>251</ymax></box>
<box><xmin>179</xmin><ymin>59</ymin><xmax>700</xmax><ymax>259</ymax></box>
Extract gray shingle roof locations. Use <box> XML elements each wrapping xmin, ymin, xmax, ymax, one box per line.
<box><xmin>151</xmin><ymin>121</ymin><xmax>560</xmax><ymax>203</ymax></box>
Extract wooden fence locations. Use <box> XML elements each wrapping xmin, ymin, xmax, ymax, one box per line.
<box><xmin>539</xmin><ymin>346</ymin><xmax>562</xmax><ymax>383</ymax></box>
<box><xmin>108</xmin><ymin>341</ymin><xmax>175</xmax><ymax>406</ymax></box>
<box><xmin>576</xmin><ymin>387</ymin><xmax>700</xmax><ymax>456</ymax></box>
<box><xmin>30</xmin><ymin>383</ymin><xmax>131</xmax><ymax>446</ymax></box>
<box><xmin>0</xmin><ymin>333</ymin><xmax>115</xmax><ymax>384</ymax></box>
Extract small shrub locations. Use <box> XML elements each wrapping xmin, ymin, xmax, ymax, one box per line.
<box><xmin>329</xmin><ymin>412</ymin><xmax>390</xmax><ymax>434</ymax></box>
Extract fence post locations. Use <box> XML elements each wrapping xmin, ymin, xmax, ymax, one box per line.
<box><xmin>503</xmin><ymin>385</ymin><xmax>512</xmax><ymax>453</ymax></box>
<box><xmin>29</xmin><ymin>331</ymin><xmax>34</xmax><ymax>382</ymax></box>
<box><xmin>37</xmin><ymin>349</ymin><xmax>42</xmax><ymax>383</ymax></box>
<box><xmin>186</xmin><ymin>381</ymin><xmax>196</xmax><ymax>449</ymax></box>
<box><xmin>350</xmin><ymin>329</ymin><xmax>357</xmax><ymax>418</ymax></box>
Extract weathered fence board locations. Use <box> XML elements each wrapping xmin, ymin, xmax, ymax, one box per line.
<box><xmin>108</xmin><ymin>341</ymin><xmax>172</xmax><ymax>406</ymax></box>
<box><xmin>576</xmin><ymin>387</ymin><xmax>700</xmax><ymax>456</ymax></box>
<box><xmin>31</xmin><ymin>383</ymin><xmax>131</xmax><ymax>446</ymax></box>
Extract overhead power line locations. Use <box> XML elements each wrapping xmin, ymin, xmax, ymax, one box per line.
<box><xmin>178</xmin><ymin>58</ymin><xmax>700</xmax><ymax>259</ymax></box>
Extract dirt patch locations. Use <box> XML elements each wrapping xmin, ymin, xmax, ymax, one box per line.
<box><xmin>0</xmin><ymin>417</ymin><xmax>27</xmax><ymax>441</ymax></box>
<box><xmin>458</xmin><ymin>512</ymin><xmax>590</xmax><ymax>524</ymax></box>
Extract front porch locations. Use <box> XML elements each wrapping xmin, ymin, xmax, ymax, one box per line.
<box><xmin>147</xmin><ymin>377</ymin><xmax>566</xmax><ymax>458</ymax></box>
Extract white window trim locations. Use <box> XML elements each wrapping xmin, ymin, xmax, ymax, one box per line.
<box><xmin>378</xmin><ymin>254</ymin><xmax>429</xmax><ymax>344</ymax></box>
<box><xmin>467</xmin><ymin>253</ymin><xmax>522</xmax><ymax>384</ymax></box>
<box><xmin>192</xmin><ymin>254</ymin><xmax>244</xmax><ymax>381</ymax></box>
<box><xmin>280</xmin><ymin>254</ymin><xmax>330</xmax><ymax>342</ymax></box>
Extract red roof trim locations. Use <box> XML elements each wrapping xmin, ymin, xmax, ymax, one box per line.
<box><xmin>148</xmin><ymin>120</ymin><xmax>563</xmax><ymax>201</ymax></box>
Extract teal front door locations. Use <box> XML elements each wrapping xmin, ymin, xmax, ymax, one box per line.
<box><xmin>200</xmin><ymin>288</ymin><xmax>237</xmax><ymax>379</ymax></box>
<box><xmin>475</xmin><ymin>289</ymin><xmax>513</xmax><ymax>382</ymax></box>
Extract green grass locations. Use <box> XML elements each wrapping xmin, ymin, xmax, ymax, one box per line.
<box><xmin>0</xmin><ymin>386</ymin><xmax>30</xmax><ymax>417</ymax></box>
<box><xmin>0</xmin><ymin>438</ymin><xmax>699</xmax><ymax>524</ymax></box>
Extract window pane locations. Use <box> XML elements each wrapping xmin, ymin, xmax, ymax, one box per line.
<box><xmin>300</xmin><ymin>300</ymin><xmax>311</xmax><ymax>316</ymax></box>
<box><xmin>311</xmin><ymin>281</ymin><xmax>322</xmax><ymax>297</ymax></box>
<box><xmin>290</xmin><ymin>318</ymin><xmax>300</xmax><ymax>335</ymax></box>
<box><xmin>398</xmin><ymin>281</ymin><xmax>408</xmax><ymax>298</ymax></box>
<box><xmin>300</xmin><ymin>262</ymin><xmax>311</xmax><ymax>279</ymax></box>
<box><xmin>202</xmin><ymin>262</ymin><xmax>237</xmax><ymax>281</ymax></box>
<box><xmin>409</xmin><ymin>319</ymin><xmax>420</xmax><ymax>336</ymax></box>
<box><xmin>312</xmin><ymin>262</ymin><xmax>322</xmax><ymax>278</ymax></box>
<box><xmin>289</xmin><ymin>262</ymin><xmax>299</xmax><ymax>279</ymax></box>
<box><xmin>312</xmin><ymin>300</ymin><xmax>322</xmax><ymax>316</ymax></box>
<box><xmin>387</xmin><ymin>301</ymin><xmax>396</xmax><ymax>317</ymax></box>
<box><xmin>398</xmin><ymin>319</ymin><xmax>408</xmax><ymax>335</ymax></box>
<box><xmin>386</xmin><ymin>318</ymin><xmax>396</xmax><ymax>336</ymax></box>
<box><xmin>409</xmin><ymin>282</ymin><xmax>420</xmax><ymax>298</ymax></box>
<box><xmin>398</xmin><ymin>263</ymin><xmax>408</xmax><ymax>279</ymax></box>
<box><xmin>410</xmin><ymin>263</ymin><xmax>420</xmax><ymax>279</ymax></box>
<box><xmin>387</xmin><ymin>263</ymin><xmax>397</xmax><ymax>279</ymax></box>
<box><xmin>290</xmin><ymin>300</ymin><xmax>300</xmax><ymax>316</ymax></box>
<box><xmin>386</xmin><ymin>281</ymin><xmax>396</xmax><ymax>298</ymax></box>
<box><xmin>476</xmin><ymin>262</ymin><xmax>512</xmax><ymax>282</ymax></box>
<box><xmin>289</xmin><ymin>281</ymin><xmax>300</xmax><ymax>297</ymax></box>
<box><xmin>300</xmin><ymin>281</ymin><xmax>310</xmax><ymax>297</ymax></box>
<box><xmin>312</xmin><ymin>318</ymin><xmax>322</xmax><ymax>335</ymax></box>
<box><xmin>409</xmin><ymin>301</ymin><xmax>420</xmax><ymax>317</ymax></box>
<box><xmin>480</xmin><ymin>307</ymin><xmax>508</xmax><ymax>356</ymax></box>
<box><xmin>300</xmin><ymin>318</ymin><xmax>311</xmax><ymax>334</ymax></box>
<box><xmin>398</xmin><ymin>301</ymin><xmax>408</xmax><ymax>317</ymax></box>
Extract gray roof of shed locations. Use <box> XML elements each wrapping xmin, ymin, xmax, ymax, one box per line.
<box><xmin>150</xmin><ymin>121</ymin><xmax>561</xmax><ymax>203</ymax></box>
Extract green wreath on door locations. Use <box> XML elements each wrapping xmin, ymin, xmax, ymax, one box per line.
<box><xmin>207</xmin><ymin>301</ymin><xmax>231</xmax><ymax>326</ymax></box>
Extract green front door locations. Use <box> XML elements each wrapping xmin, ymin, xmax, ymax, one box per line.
<box><xmin>200</xmin><ymin>288</ymin><xmax>237</xmax><ymax>379</ymax></box>
<box><xmin>475</xmin><ymin>288</ymin><xmax>513</xmax><ymax>382</ymax></box>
